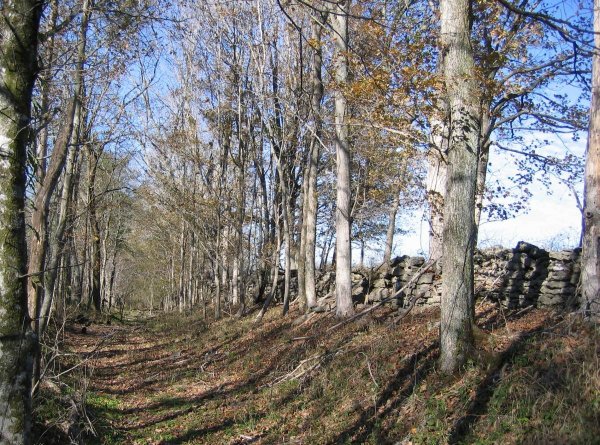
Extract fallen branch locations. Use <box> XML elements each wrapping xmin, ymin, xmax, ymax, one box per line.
<box><xmin>287</xmin><ymin>259</ymin><xmax>438</xmax><ymax>344</ymax></box>
<box><xmin>326</xmin><ymin>258</ymin><xmax>439</xmax><ymax>332</ymax></box>
<box><xmin>265</xmin><ymin>353</ymin><xmax>324</xmax><ymax>387</ymax></box>
<box><xmin>265</xmin><ymin>345</ymin><xmax>354</xmax><ymax>387</ymax></box>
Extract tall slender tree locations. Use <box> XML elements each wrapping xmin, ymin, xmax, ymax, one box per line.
<box><xmin>439</xmin><ymin>0</ymin><xmax>480</xmax><ymax>373</ymax></box>
<box><xmin>332</xmin><ymin>0</ymin><xmax>354</xmax><ymax>318</ymax></box>
<box><xmin>302</xmin><ymin>9</ymin><xmax>326</xmax><ymax>310</ymax></box>
<box><xmin>0</xmin><ymin>0</ymin><xmax>42</xmax><ymax>442</ymax></box>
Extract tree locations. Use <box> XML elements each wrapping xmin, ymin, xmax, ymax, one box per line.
<box><xmin>28</xmin><ymin>0</ymin><xmax>89</xmax><ymax>334</ymax></box>
<box><xmin>471</xmin><ymin>0</ymin><xmax>588</xmax><ymax>231</ymax></box>
<box><xmin>439</xmin><ymin>0</ymin><xmax>480</xmax><ymax>373</ymax></box>
<box><xmin>332</xmin><ymin>0</ymin><xmax>354</xmax><ymax>318</ymax></box>
<box><xmin>427</xmin><ymin>0</ymin><xmax>589</xmax><ymax>259</ymax></box>
<box><xmin>0</xmin><ymin>0</ymin><xmax>42</xmax><ymax>442</ymax></box>
<box><xmin>581</xmin><ymin>0</ymin><xmax>600</xmax><ymax>320</ymax></box>
<box><xmin>298</xmin><ymin>8</ymin><xmax>326</xmax><ymax>311</ymax></box>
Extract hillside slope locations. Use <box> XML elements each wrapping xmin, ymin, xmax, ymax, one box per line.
<box><xmin>35</xmin><ymin>303</ymin><xmax>599</xmax><ymax>444</ymax></box>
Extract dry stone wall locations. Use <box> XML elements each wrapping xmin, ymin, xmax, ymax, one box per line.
<box><xmin>313</xmin><ymin>241</ymin><xmax>580</xmax><ymax>310</ymax></box>
<box><xmin>475</xmin><ymin>241</ymin><xmax>580</xmax><ymax>308</ymax></box>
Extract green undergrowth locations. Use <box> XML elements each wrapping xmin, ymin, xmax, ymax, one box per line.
<box><xmin>34</xmin><ymin>304</ymin><xmax>600</xmax><ymax>444</ymax></box>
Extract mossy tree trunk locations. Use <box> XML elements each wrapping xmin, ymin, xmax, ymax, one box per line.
<box><xmin>439</xmin><ymin>0</ymin><xmax>480</xmax><ymax>373</ymax></box>
<box><xmin>0</xmin><ymin>0</ymin><xmax>42</xmax><ymax>442</ymax></box>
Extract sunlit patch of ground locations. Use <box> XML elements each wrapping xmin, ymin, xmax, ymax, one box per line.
<box><xmin>35</xmin><ymin>302</ymin><xmax>600</xmax><ymax>444</ymax></box>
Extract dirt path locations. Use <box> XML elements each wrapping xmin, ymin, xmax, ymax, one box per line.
<box><xmin>66</xmin><ymin>311</ymin><xmax>332</xmax><ymax>444</ymax></box>
<box><xmin>57</xmin><ymin>305</ymin><xmax>598</xmax><ymax>445</ymax></box>
<box><xmin>67</xmin><ymin>319</ymin><xmax>237</xmax><ymax>444</ymax></box>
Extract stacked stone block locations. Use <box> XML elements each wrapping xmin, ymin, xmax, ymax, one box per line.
<box><xmin>312</xmin><ymin>241</ymin><xmax>581</xmax><ymax>310</ymax></box>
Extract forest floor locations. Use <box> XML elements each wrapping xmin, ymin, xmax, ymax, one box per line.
<box><xmin>34</xmin><ymin>301</ymin><xmax>599</xmax><ymax>445</ymax></box>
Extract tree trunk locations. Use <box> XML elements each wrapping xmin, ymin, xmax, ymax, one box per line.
<box><xmin>74</xmin><ymin>168</ymin><xmax>86</xmax><ymax>306</ymax></box>
<box><xmin>304</xmin><ymin>14</ymin><xmax>325</xmax><ymax>309</ymax></box>
<box><xmin>27</xmin><ymin>99</ymin><xmax>76</xmax><ymax>329</ymax></box>
<box><xmin>178</xmin><ymin>220</ymin><xmax>186</xmax><ymax>312</ymax></box>
<box><xmin>297</xmin><ymin>175</ymin><xmax>308</xmax><ymax>311</ymax></box>
<box><xmin>254</xmin><ymin>155</ymin><xmax>270</xmax><ymax>303</ymax></box>
<box><xmin>581</xmin><ymin>0</ymin><xmax>600</xmax><ymax>320</ymax></box>
<box><xmin>40</xmin><ymin>145</ymin><xmax>79</xmax><ymax>335</ymax></box>
<box><xmin>0</xmin><ymin>0</ymin><xmax>41</xmax><ymax>441</ymax></box>
<box><xmin>426</xmin><ymin>118</ymin><xmax>448</xmax><ymax>264</ymax></box>
<box><xmin>439</xmin><ymin>0</ymin><xmax>480</xmax><ymax>373</ymax></box>
<box><xmin>108</xmin><ymin>249</ymin><xmax>118</xmax><ymax>312</ymax></box>
<box><xmin>256</xmin><ymin>215</ymin><xmax>282</xmax><ymax>322</ymax></box>
<box><xmin>214</xmin><ymin>260</ymin><xmax>221</xmax><ymax>320</ymax></box>
<box><xmin>232</xmin><ymin>252</ymin><xmax>240</xmax><ymax>307</ymax></box>
<box><xmin>383</xmin><ymin>191</ymin><xmax>401</xmax><ymax>264</ymax></box>
<box><xmin>282</xmin><ymin>203</ymin><xmax>292</xmax><ymax>315</ymax></box>
<box><xmin>169</xmin><ymin>246</ymin><xmax>175</xmax><ymax>311</ymax></box>
<box><xmin>332</xmin><ymin>0</ymin><xmax>354</xmax><ymax>318</ymax></box>
<box><xmin>320</xmin><ymin>225</ymin><xmax>334</xmax><ymax>271</ymax></box>
<box><xmin>474</xmin><ymin>104</ymin><xmax>492</xmax><ymax>232</ymax></box>
<box><xmin>234</xmin><ymin>151</ymin><xmax>246</xmax><ymax>315</ymax></box>
<box><xmin>87</xmin><ymin>146</ymin><xmax>102</xmax><ymax>312</ymax></box>
<box><xmin>26</xmin><ymin>0</ymin><xmax>64</xmax><ymax>330</ymax></box>
<box><xmin>29</xmin><ymin>0</ymin><xmax>87</xmax><ymax>327</ymax></box>
<box><xmin>100</xmin><ymin>213</ymin><xmax>111</xmax><ymax>308</ymax></box>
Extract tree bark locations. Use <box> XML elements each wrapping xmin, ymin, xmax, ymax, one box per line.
<box><xmin>87</xmin><ymin>146</ymin><xmax>102</xmax><ymax>312</ymax></box>
<box><xmin>474</xmin><ymin>103</ymin><xmax>492</xmax><ymax>231</ymax></box>
<box><xmin>0</xmin><ymin>0</ymin><xmax>41</xmax><ymax>442</ymax></box>
<box><xmin>332</xmin><ymin>0</ymin><xmax>354</xmax><ymax>318</ymax></box>
<box><xmin>297</xmin><ymin>174</ymin><xmax>308</xmax><ymax>311</ymax></box>
<box><xmin>256</xmin><ymin>210</ymin><xmax>282</xmax><ymax>322</ymax></box>
<box><xmin>178</xmin><ymin>220</ymin><xmax>186</xmax><ymax>312</ymax></box>
<box><xmin>426</xmin><ymin>117</ymin><xmax>448</xmax><ymax>264</ymax></box>
<box><xmin>27</xmin><ymin>0</ymin><xmax>86</xmax><ymax>333</ymax></box>
<box><xmin>233</xmin><ymin>138</ymin><xmax>246</xmax><ymax>316</ymax></box>
<box><xmin>214</xmin><ymin>260</ymin><xmax>221</xmax><ymax>319</ymax></box>
<box><xmin>27</xmin><ymin>99</ymin><xmax>76</xmax><ymax>329</ymax></box>
<box><xmin>439</xmin><ymin>0</ymin><xmax>480</xmax><ymax>373</ymax></box>
<box><xmin>383</xmin><ymin>191</ymin><xmax>401</xmax><ymax>264</ymax></box>
<box><xmin>304</xmin><ymin>14</ymin><xmax>325</xmax><ymax>309</ymax></box>
<box><xmin>581</xmin><ymin>0</ymin><xmax>600</xmax><ymax>320</ymax></box>
<box><xmin>253</xmin><ymin>154</ymin><xmax>270</xmax><ymax>303</ymax></box>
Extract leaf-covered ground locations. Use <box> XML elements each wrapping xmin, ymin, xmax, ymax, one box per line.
<box><xmin>35</xmin><ymin>302</ymin><xmax>600</xmax><ymax>444</ymax></box>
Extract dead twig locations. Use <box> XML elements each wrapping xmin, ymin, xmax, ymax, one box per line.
<box><xmin>359</xmin><ymin>351</ymin><xmax>379</xmax><ymax>388</ymax></box>
<box><xmin>327</xmin><ymin>259</ymin><xmax>439</xmax><ymax>332</ymax></box>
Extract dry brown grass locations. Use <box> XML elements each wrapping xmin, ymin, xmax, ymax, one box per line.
<box><xmin>34</xmin><ymin>302</ymin><xmax>600</xmax><ymax>444</ymax></box>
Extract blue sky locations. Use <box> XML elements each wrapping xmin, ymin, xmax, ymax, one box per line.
<box><xmin>397</xmin><ymin>134</ymin><xmax>587</xmax><ymax>258</ymax></box>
